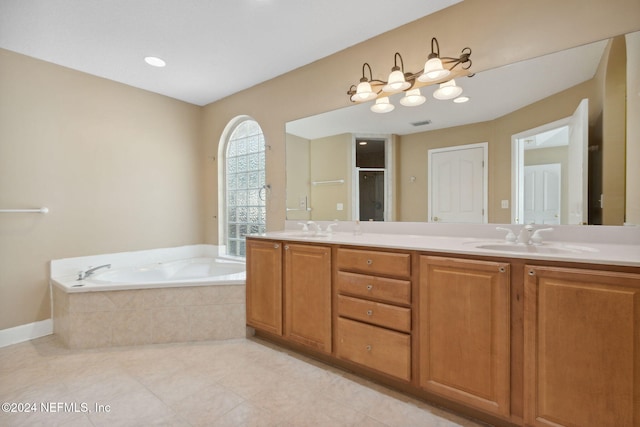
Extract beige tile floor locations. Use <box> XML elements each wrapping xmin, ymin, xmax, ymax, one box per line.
<box><xmin>0</xmin><ymin>335</ymin><xmax>487</xmax><ymax>427</ymax></box>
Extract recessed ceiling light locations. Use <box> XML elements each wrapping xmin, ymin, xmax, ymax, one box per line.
<box><xmin>453</xmin><ymin>96</ymin><xmax>470</xmax><ymax>103</ymax></box>
<box><xmin>144</xmin><ymin>56</ymin><xmax>166</xmax><ymax>67</ymax></box>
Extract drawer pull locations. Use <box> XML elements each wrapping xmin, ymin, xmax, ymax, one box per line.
<box><xmin>366</xmin><ymin>345</ymin><xmax>372</xmax><ymax>352</ymax></box>
<box><xmin>366</xmin><ymin>259</ymin><xmax>373</xmax><ymax>265</ymax></box>
<box><xmin>366</xmin><ymin>284</ymin><xmax>373</xmax><ymax>291</ymax></box>
<box><xmin>366</xmin><ymin>310</ymin><xmax>373</xmax><ymax>316</ymax></box>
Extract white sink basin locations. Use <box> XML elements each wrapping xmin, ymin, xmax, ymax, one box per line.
<box><xmin>474</xmin><ymin>243</ymin><xmax>596</xmax><ymax>255</ymax></box>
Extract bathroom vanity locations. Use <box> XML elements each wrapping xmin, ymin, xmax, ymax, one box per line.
<box><xmin>245</xmin><ymin>224</ymin><xmax>640</xmax><ymax>427</ymax></box>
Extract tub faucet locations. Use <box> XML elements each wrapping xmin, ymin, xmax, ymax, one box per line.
<box><xmin>77</xmin><ymin>264</ymin><xmax>111</xmax><ymax>280</ymax></box>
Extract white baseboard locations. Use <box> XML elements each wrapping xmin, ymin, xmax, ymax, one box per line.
<box><xmin>0</xmin><ymin>319</ymin><xmax>53</xmax><ymax>348</ymax></box>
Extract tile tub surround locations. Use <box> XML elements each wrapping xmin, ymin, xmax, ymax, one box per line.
<box><xmin>50</xmin><ymin>245</ymin><xmax>246</xmax><ymax>349</ymax></box>
<box><xmin>53</xmin><ymin>284</ymin><xmax>246</xmax><ymax>349</ymax></box>
<box><xmin>0</xmin><ymin>336</ymin><xmax>484</xmax><ymax>427</ymax></box>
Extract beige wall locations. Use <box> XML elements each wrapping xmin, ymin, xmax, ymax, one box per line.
<box><xmin>397</xmin><ymin>122</ymin><xmax>494</xmax><ymax>222</ymax></box>
<box><xmin>628</xmin><ymin>32</ymin><xmax>640</xmax><ymax>224</ymax></box>
<box><xmin>0</xmin><ymin>50</ymin><xmax>204</xmax><ymax>330</ymax></box>
<box><xmin>3</xmin><ymin>0</ymin><xmax>640</xmax><ymax>331</ymax></box>
<box><xmin>602</xmin><ymin>36</ymin><xmax>627</xmax><ymax>224</ymax></box>
<box><xmin>309</xmin><ymin>134</ymin><xmax>352</xmax><ymax>221</ymax></box>
<box><xmin>284</xmin><ymin>133</ymin><xmax>311</xmax><ymax>221</ymax></box>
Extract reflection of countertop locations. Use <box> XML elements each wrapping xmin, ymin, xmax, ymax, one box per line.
<box><xmin>248</xmin><ymin>229</ymin><xmax>640</xmax><ymax>268</ymax></box>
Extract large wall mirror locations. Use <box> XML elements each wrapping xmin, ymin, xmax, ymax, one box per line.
<box><xmin>285</xmin><ymin>31</ymin><xmax>639</xmax><ymax>225</ymax></box>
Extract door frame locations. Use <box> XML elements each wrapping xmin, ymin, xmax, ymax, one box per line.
<box><xmin>351</xmin><ymin>134</ymin><xmax>394</xmax><ymax>221</ymax></box>
<box><xmin>511</xmin><ymin>118</ymin><xmax>569</xmax><ymax>224</ymax></box>
<box><xmin>427</xmin><ymin>142</ymin><xmax>488</xmax><ymax>223</ymax></box>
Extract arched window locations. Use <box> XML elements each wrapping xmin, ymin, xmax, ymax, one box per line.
<box><xmin>220</xmin><ymin>118</ymin><xmax>266</xmax><ymax>257</ymax></box>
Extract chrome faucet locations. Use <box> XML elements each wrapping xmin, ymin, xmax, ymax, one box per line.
<box><xmin>530</xmin><ymin>227</ymin><xmax>554</xmax><ymax>245</ymax></box>
<box><xmin>517</xmin><ymin>224</ymin><xmax>534</xmax><ymax>245</ymax></box>
<box><xmin>305</xmin><ymin>221</ymin><xmax>337</xmax><ymax>236</ymax></box>
<box><xmin>306</xmin><ymin>221</ymin><xmax>321</xmax><ymax>234</ymax></box>
<box><xmin>77</xmin><ymin>264</ymin><xmax>111</xmax><ymax>280</ymax></box>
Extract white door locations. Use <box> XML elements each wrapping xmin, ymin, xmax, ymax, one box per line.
<box><xmin>567</xmin><ymin>98</ymin><xmax>589</xmax><ymax>224</ymax></box>
<box><xmin>428</xmin><ymin>143</ymin><xmax>487</xmax><ymax>223</ymax></box>
<box><xmin>523</xmin><ymin>164</ymin><xmax>561</xmax><ymax>224</ymax></box>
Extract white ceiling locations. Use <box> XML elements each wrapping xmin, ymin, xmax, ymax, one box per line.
<box><xmin>286</xmin><ymin>39</ymin><xmax>609</xmax><ymax>139</ymax></box>
<box><xmin>0</xmin><ymin>0</ymin><xmax>461</xmax><ymax>106</ymax></box>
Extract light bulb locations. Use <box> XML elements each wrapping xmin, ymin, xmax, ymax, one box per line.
<box><xmin>383</xmin><ymin>70</ymin><xmax>410</xmax><ymax>93</ymax></box>
<box><xmin>352</xmin><ymin>81</ymin><xmax>377</xmax><ymax>102</ymax></box>
<box><xmin>433</xmin><ymin>79</ymin><xmax>463</xmax><ymax>100</ymax></box>
<box><xmin>370</xmin><ymin>97</ymin><xmax>395</xmax><ymax>113</ymax></box>
<box><xmin>418</xmin><ymin>57</ymin><xmax>450</xmax><ymax>82</ymax></box>
<box><xmin>399</xmin><ymin>89</ymin><xmax>426</xmax><ymax>107</ymax></box>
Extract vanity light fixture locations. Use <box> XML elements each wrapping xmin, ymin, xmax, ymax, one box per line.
<box><xmin>347</xmin><ymin>37</ymin><xmax>472</xmax><ymax>113</ymax></box>
<box><xmin>453</xmin><ymin>96</ymin><xmax>470</xmax><ymax>103</ymax></box>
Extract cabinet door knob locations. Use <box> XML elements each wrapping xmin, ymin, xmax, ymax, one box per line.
<box><xmin>499</xmin><ymin>266</ymin><xmax>506</xmax><ymax>273</ymax></box>
<box><xmin>274</xmin><ymin>243</ymin><xmax>280</xmax><ymax>249</ymax></box>
<box><xmin>366</xmin><ymin>284</ymin><xmax>373</xmax><ymax>291</ymax></box>
<box><xmin>366</xmin><ymin>310</ymin><xmax>373</xmax><ymax>316</ymax></box>
<box><xmin>366</xmin><ymin>345</ymin><xmax>372</xmax><ymax>352</ymax></box>
<box><xmin>366</xmin><ymin>259</ymin><xmax>373</xmax><ymax>265</ymax></box>
<box><xmin>284</xmin><ymin>245</ymin><xmax>289</xmax><ymax>250</ymax></box>
<box><xmin>528</xmin><ymin>270</ymin><xmax>535</xmax><ymax>276</ymax></box>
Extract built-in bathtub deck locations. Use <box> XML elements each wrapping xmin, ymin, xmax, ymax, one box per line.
<box><xmin>52</xmin><ymin>284</ymin><xmax>245</xmax><ymax>348</ymax></box>
<box><xmin>50</xmin><ymin>245</ymin><xmax>246</xmax><ymax>349</ymax></box>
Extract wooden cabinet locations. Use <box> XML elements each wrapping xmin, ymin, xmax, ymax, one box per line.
<box><xmin>284</xmin><ymin>243</ymin><xmax>332</xmax><ymax>353</ymax></box>
<box><xmin>247</xmin><ymin>236</ymin><xmax>640</xmax><ymax>427</ymax></box>
<box><xmin>246</xmin><ymin>239</ymin><xmax>283</xmax><ymax>335</ymax></box>
<box><xmin>524</xmin><ymin>266</ymin><xmax>640</xmax><ymax>427</ymax></box>
<box><xmin>419</xmin><ymin>256</ymin><xmax>511</xmax><ymax>417</ymax></box>
<box><xmin>246</xmin><ymin>238</ymin><xmax>332</xmax><ymax>353</ymax></box>
<box><xmin>335</xmin><ymin>247</ymin><xmax>413</xmax><ymax>381</ymax></box>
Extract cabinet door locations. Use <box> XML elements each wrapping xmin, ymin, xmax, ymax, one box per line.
<box><xmin>525</xmin><ymin>266</ymin><xmax>640</xmax><ymax>427</ymax></box>
<box><xmin>246</xmin><ymin>239</ymin><xmax>282</xmax><ymax>335</ymax></box>
<box><xmin>419</xmin><ymin>256</ymin><xmax>511</xmax><ymax>417</ymax></box>
<box><xmin>284</xmin><ymin>243</ymin><xmax>332</xmax><ymax>353</ymax></box>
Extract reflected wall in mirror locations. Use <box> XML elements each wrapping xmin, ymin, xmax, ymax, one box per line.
<box><xmin>285</xmin><ymin>31</ymin><xmax>640</xmax><ymax>225</ymax></box>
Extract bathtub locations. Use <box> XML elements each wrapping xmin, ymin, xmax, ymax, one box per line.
<box><xmin>50</xmin><ymin>245</ymin><xmax>247</xmax><ymax>349</ymax></box>
<box><xmin>54</xmin><ymin>257</ymin><xmax>245</xmax><ymax>293</ymax></box>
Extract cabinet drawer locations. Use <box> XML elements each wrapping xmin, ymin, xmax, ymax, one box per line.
<box><xmin>338</xmin><ymin>295</ymin><xmax>411</xmax><ymax>333</ymax></box>
<box><xmin>337</xmin><ymin>248</ymin><xmax>411</xmax><ymax>278</ymax></box>
<box><xmin>336</xmin><ymin>317</ymin><xmax>411</xmax><ymax>381</ymax></box>
<box><xmin>336</xmin><ymin>271</ymin><xmax>411</xmax><ymax>305</ymax></box>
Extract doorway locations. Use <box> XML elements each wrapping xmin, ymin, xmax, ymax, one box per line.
<box><xmin>512</xmin><ymin>99</ymin><xmax>588</xmax><ymax>225</ymax></box>
<box><xmin>352</xmin><ymin>136</ymin><xmax>392</xmax><ymax>221</ymax></box>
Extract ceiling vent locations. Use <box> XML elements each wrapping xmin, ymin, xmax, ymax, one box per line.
<box><xmin>410</xmin><ymin>119</ymin><xmax>432</xmax><ymax>127</ymax></box>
